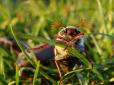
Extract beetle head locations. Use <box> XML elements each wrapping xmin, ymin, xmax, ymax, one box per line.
<box><xmin>54</xmin><ymin>26</ymin><xmax>85</xmax><ymax>52</ymax></box>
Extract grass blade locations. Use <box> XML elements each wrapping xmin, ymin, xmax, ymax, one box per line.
<box><xmin>10</xmin><ymin>25</ymin><xmax>34</xmax><ymax>66</ymax></box>
<box><xmin>92</xmin><ymin>68</ymin><xmax>104</xmax><ymax>81</ymax></box>
<box><xmin>40</xmin><ymin>71</ymin><xmax>57</xmax><ymax>85</ymax></box>
<box><xmin>15</xmin><ymin>65</ymin><xmax>19</xmax><ymax>85</ymax></box>
<box><xmin>67</xmin><ymin>47</ymin><xmax>92</xmax><ymax>68</ymax></box>
<box><xmin>76</xmin><ymin>72</ymin><xmax>88</xmax><ymax>85</ymax></box>
<box><xmin>0</xmin><ymin>50</ymin><xmax>5</xmax><ymax>78</ymax></box>
<box><xmin>0</xmin><ymin>75</ymin><xmax>7</xmax><ymax>85</ymax></box>
<box><xmin>33</xmin><ymin>61</ymin><xmax>40</xmax><ymax>85</ymax></box>
<box><xmin>93</xmin><ymin>33</ymin><xmax>114</xmax><ymax>39</ymax></box>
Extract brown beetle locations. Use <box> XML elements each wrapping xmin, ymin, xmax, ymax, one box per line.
<box><xmin>16</xmin><ymin>26</ymin><xmax>84</xmax><ymax>67</ymax></box>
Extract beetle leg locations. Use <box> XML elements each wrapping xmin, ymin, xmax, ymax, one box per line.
<box><xmin>54</xmin><ymin>60</ymin><xmax>63</xmax><ymax>85</ymax></box>
<box><xmin>55</xmin><ymin>60</ymin><xmax>62</xmax><ymax>78</ymax></box>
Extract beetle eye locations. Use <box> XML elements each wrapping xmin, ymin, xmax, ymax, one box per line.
<box><xmin>75</xmin><ymin>29</ymin><xmax>80</xmax><ymax>34</ymax></box>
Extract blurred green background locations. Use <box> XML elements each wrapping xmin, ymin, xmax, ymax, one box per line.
<box><xmin>0</xmin><ymin>0</ymin><xmax>114</xmax><ymax>85</ymax></box>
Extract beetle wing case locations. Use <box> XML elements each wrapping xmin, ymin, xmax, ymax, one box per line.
<box><xmin>28</xmin><ymin>43</ymin><xmax>55</xmax><ymax>62</ymax></box>
<box><xmin>16</xmin><ymin>43</ymin><xmax>55</xmax><ymax>67</ymax></box>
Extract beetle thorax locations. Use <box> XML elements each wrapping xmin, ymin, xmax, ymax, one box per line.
<box><xmin>54</xmin><ymin>26</ymin><xmax>85</xmax><ymax>60</ymax></box>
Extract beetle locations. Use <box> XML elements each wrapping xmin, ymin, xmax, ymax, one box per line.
<box><xmin>16</xmin><ymin>26</ymin><xmax>85</xmax><ymax>67</ymax></box>
<box><xmin>14</xmin><ymin>26</ymin><xmax>85</xmax><ymax>83</ymax></box>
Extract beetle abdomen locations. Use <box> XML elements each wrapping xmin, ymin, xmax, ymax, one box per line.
<box><xmin>16</xmin><ymin>43</ymin><xmax>55</xmax><ymax>67</ymax></box>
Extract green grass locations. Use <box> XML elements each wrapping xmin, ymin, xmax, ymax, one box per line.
<box><xmin>15</xmin><ymin>65</ymin><xmax>19</xmax><ymax>85</ymax></box>
<box><xmin>0</xmin><ymin>0</ymin><xmax>114</xmax><ymax>85</ymax></box>
<box><xmin>32</xmin><ymin>61</ymin><xmax>40</xmax><ymax>85</ymax></box>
